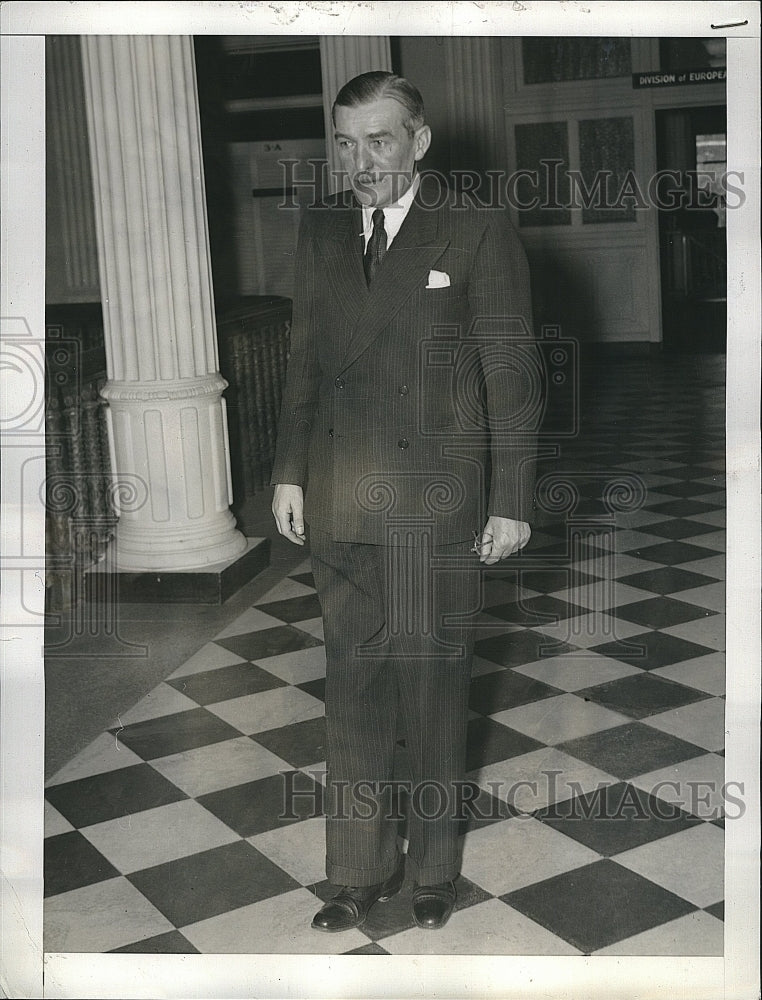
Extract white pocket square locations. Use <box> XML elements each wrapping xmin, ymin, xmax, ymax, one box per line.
<box><xmin>426</xmin><ymin>269</ymin><xmax>450</xmax><ymax>289</ymax></box>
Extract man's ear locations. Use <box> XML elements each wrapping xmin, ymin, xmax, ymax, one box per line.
<box><xmin>414</xmin><ymin>125</ymin><xmax>432</xmax><ymax>161</ymax></box>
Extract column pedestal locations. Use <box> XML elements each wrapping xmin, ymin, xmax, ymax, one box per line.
<box><xmin>84</xmin><ymin>536</ymin><xmax>270</xmax><ymax>605</ymax></box>
<box><xmin>101</xmin><ymin>373</ymin><xmax>244</xmax><ymax>570</ymax></box>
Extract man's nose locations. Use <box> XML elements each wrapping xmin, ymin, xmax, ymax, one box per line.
<box><xmin>354</xmin><ymin>145</ymin><xmax>373</xmax><ymax>173</ymax></box>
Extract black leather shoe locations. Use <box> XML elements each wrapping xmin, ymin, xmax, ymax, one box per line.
<box><xmin>412</xmin><ymin>881</ymin><xmax>456</xmax><ymax>930</ymax></box>
<box><xmin>311</xmin><ymin>856</ymin><xmax>405</xmax><ymax>932</ymax></box>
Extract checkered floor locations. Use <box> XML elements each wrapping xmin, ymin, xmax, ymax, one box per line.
<box><xmin>44</xmin><ymin>352</ymin><xmax>726</xmax><ymax>956</ymax></box>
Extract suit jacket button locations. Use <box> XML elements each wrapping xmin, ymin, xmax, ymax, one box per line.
<box><xmin>398</xmin><ymin>384</ymin><xmax>409</xmax><ymax>395</ymax></box>
<box><xmin>334</xmin><ymin>376</ymin><xmax>345</xmax><ymax>389</ymax></box>
<box><xmin>398</xmin><ymin>437</ymin><xmax>409</xmax><ymax>450</ymax></box>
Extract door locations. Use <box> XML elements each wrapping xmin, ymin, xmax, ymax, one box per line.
<box><xmin>655</xmin><ymin>105</ymin><xmax>727</xmax><ymax>353</ymax></box>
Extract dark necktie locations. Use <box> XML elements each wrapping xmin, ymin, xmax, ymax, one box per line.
<box><xmin>363</xmin><ymin>208</ymin><xmax>387</xmax><ymax>286</ymax></box>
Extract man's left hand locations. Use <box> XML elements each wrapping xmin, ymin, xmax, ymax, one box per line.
<box><xmin>476</xmin><ymin>516</ymin><xmax>531</xmax><ymax>565</ymax></box>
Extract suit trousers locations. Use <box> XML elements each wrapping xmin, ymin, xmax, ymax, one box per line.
<box><xmin>309</xmin><ymin>527</ymin><xmax>482</xmax><ymax>887</ymax></box>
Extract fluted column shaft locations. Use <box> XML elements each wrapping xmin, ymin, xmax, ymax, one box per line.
<box><xmin>444</xmin><ymin>37</ymin><xmax>505</xmax><ymax>173</ymax></box>
<box><xmin>80</xmin><ymin>35</ymin><xmax>246</xmax><ymax>570</ymax></box>
<box><xmin>46</xmin><ymin>36</ymin><xmax>100</xmax><ymax>301</ymax></box>
<box><xmin>319</xmin><ymin>36</ymin><xmax>392</xmax><ymax>193</ymax></box>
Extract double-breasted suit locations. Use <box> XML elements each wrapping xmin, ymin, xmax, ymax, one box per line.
<box><xmin>271</xmin><ymin>172</ymin><xmax>540</xmax><ymax>887</ymax></box>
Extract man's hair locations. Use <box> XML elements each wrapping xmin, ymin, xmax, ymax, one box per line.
<box><xmin>332</xmin><ymin>71</ymin><xmax>426</xmax><ymax>136</ymax></box>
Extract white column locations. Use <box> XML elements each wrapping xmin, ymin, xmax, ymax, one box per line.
<box><xmin>444</xmin><ymin>36</ymin><xmax>505</xmax><ymax>172</ymax></box>
<box><xmin>80</xmin><ymin>35</ymin><xmax>246</xmax><ymax>570</ymax></box>
<box><xmin>319</xmin><ymin>35</ymin><xmax>392</xmax><ymax>192</ymax></box>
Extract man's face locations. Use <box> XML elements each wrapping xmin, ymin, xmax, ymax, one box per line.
<box><xmin>333</xmin><ymin>97</ymin><xmax>431</xmax><ymax>208</ymax></box>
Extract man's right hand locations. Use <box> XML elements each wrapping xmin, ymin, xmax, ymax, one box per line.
<box><xmin>272</xmin><ymin>484</ymin><xmax>306</xmax><ymax>546</ymax></box>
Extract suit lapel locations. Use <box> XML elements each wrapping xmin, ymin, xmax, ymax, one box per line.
<box><xmin>339</xmin><ymin>179</ymin><xmax>450</xmax><ymax>371</ymax></box>
<box><xmin>317</xmin><ymin>200</ymin><xmax>368</xmax><ymax>329</ymax></box>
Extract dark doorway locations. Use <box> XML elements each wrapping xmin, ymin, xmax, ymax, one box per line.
<box><xmin>655</xmin><ymin>105</ymin><xmax>727</xmax><ymax>353</ymax></box>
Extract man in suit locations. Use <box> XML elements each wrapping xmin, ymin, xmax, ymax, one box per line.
<box><xmin>271</xmin><ymin>71</ymin><xmax>539</xmax><ymax>932</ymax></box>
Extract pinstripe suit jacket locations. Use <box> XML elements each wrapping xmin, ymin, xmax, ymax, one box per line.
<box><xmin>271</xmin><ymin>173</ymin><xmax>540</xmax><ymax>545</ymax></box>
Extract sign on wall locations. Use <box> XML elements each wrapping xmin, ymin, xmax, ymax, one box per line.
<box><xmin>632</xmin><ymin>68</ymin><xmax>726</xmax><ymax>88</ymax></box>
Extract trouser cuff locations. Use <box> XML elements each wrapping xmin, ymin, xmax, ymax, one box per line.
<box><xmin>326</xmin><ymin>853</ymin><xmax>401</xmax><ymax>888</ymax></box>
<box><xmin>407</xmin><ymin>854</ymin><xmax>460</xmax><ymax>886</ymax></box>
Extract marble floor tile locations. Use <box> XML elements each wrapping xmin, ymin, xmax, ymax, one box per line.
<box><xmin>672</xmin><ymin>581</ymin><xmax>726</xmax><ymax>613</ymax></box>
<box><xmin>683</xmin><ymin>554</ymin><xmax>726</xmax><ymax>579</ymax></box>
<box><xmin>197</xmin><ymin>771</ymin><xmax>322</xmax><ymax>838</ymax></box>
<box><xmin>290</xmin><ymin>617</ymin><xmax>325</xmax><ymax>640</ymax></box>
<box><xmin>248</xmin><ymin>817</ymin><xmax>327</xmax><ymax>886</ymax></box>
<box><xmin>468</xmin><ymin>668</ymin><xmax>560</xmax><ymax>715</ymax></box>
<box><xmin>644</xmin><ymin>697</ymin><xmax>725</xmax><ymax>752</ymax></box>
<box><xmin>80</xmin><ymin>798</ymin><xmax>241</xmax><ymax>874</ymax></box>
<box><xmin>651</xmin><ymin>651</ymin><xmax>726</xmax><ymax>697</ymax></box>
<box><xmin>118</xmin><ymin>683</ymin><xmax>200</xmax><ymax>725</ymax></box>
<box><xmin>215</xmin><ymin>624</ymin><xmax>323</xmax><ymax>663</ymax></box>
<box><xmin>683</xmin><ymin>529</ymin><xmax>725</xmax><ymax>551</ymax></box>
<box><xmin>558</xmin><ymin>722</ymin><xmax>705</xmax><ymax>783</ymax></box>
<box><xmin>465</xmin><ymin>717</ymin><xmax>544</xmax><ymax>772</ymax></box>
<box><xmin>576</xmin><ymin>672</ymin><xmax>710</xmax><ymax>721</ymax></box>
<box><xmin>581</xmin><ymin>553</ymin><xmax>664</xmax><ymax>579</ymax></box>
<box><xmin>490</xmin><ymin>693</ymin><xmax>631</xmax><ymax>744</ymax></box>
<box><xmin>591</xmin><ymin>630</ymin><xmax>716</xmax><ymax>671</ymax></box>
<box><xmin>549</xmin><ymin>581</ymin><xmax>655</xmax><ymax>612</ymax></box>
<box><xmin>613</xmin><ymin>822</ymin><xmax>725</xmax><ymax>908</ymax></box>
<box><xmin>629</xmin><ymin>753</ymin><xmax>727</xmax><ymax>822</ymax></box>
<box><xmin>128</xmin><ymin>840</ymin><xmax>301</xmax><ymax>928</ymax></box>
<box><xmin>460</xmin><ymin>815</ymin><xmax>600</xmax><ymax>896</ymax></box>
<box><xmin>687</xmin><ymin>508</ymin><xmax>726</xmax><ymax>528</ymax></box>
<box><xmin>381</xmin><ymin>897</ymin><xmax>581</xmax><ymax>955</ymax></box>
<box><xmin>253</xmin><ymin>577</ymin><xmax>316</xmax><ymax>605</ymax></box>
<box><xmin>150</xmin><ymin>736</ymin><xmax>291</xmax><ymax>798</ymax></box>
<box><xmin>44</xmin><ymin>800</ymin><xmax>74</xmax><ymax>837</ymax></box>
<box><xmin>662</xmin><ymin>615</ymin><xmax>726</xmax><ymax>651</ymax></box>
<box><xmin>44</xmin><ymin>877</ymin><xmax>174</xmax><ymax>953</ymax></box>
<box><xmin>252</xmin><ymin>644</ymin><xmax>327</xmax><ymax>684</ymax></box>
<box><xmin>45</xmin><ymin>831</ymin><xmax>121</xmax><ymax>898</ymax></box>
<box><xmin>46</xmin><ymin>731</ymin><xmax>143</xmax><ymax>787</ymax></box>
<box><xmin>166</xmin><ymin>661</ymin><xmax>287</xmax><ymax>706</ymax></box>
<box><xmin>45</xmin><ymin>763</ymin><xmax>188</xmax><ymax>829</ymax></box>
<box><xmin>213</xmin><ymin>606</ymin><xmax>287</xmax><ymax>640</ymax></box>
<box><xmin>469</xmin><ymin>746</ymin><xmax>618</xmax><ymax>813</ymax></box>
<box><xmin>180</xmin><ymin>888</ymin><xmax>368</xmax><ymax>954</ymax></box>
<box><xmin>112</xmin><ymin>707</ymin><xmax>242</xmax><ymax>761</ymax></box>
<box><xmin>594</xmin><ymin>909</ymin><xmax>723</xmax><ymax>956</ymax></box>
<box><xmin>206</xmin><ymin>685</ymin><xmax>324</xmax><ymax>735</ymax></box>
<box><xmin>532</xmin><ymin>611</ymin><xmax>645</xmax><ymax>650</ymax></box>
<box><xmin>166</xmin><ymin>641</ymin><xmax>246</xmax><ymax>679</ymax></box>
<box><xmin>502</xmin><ymin>859</ymin><xmax>696</xmax><ymax>954</ymax></box>
<box><xmin>512</xmin><ymin>652</ymin><xmax>643</xmax><ymax>691</ymax></box>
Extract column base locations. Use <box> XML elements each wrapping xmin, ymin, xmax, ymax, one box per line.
<box><xmin>85</xmin><ymin>536</ymin><xmax>270</xmax><ymax>605</ymax></box>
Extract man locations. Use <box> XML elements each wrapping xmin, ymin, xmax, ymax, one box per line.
<box><xmin>271</xmin><ymin>71</ymin><xmax>539</xmax><ymax>932</ymax></box>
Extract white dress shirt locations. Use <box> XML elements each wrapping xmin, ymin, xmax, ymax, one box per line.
<box><xmin>360</xmin><ymin>173</ymin><xmax>421</xmax><ymax>251</ymax></box>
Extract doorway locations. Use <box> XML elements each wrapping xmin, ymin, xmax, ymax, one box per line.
<box><xmin>655</xmin><ymin>105</ymin><xmax>727</xmax><ymax>353</ymax></box>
